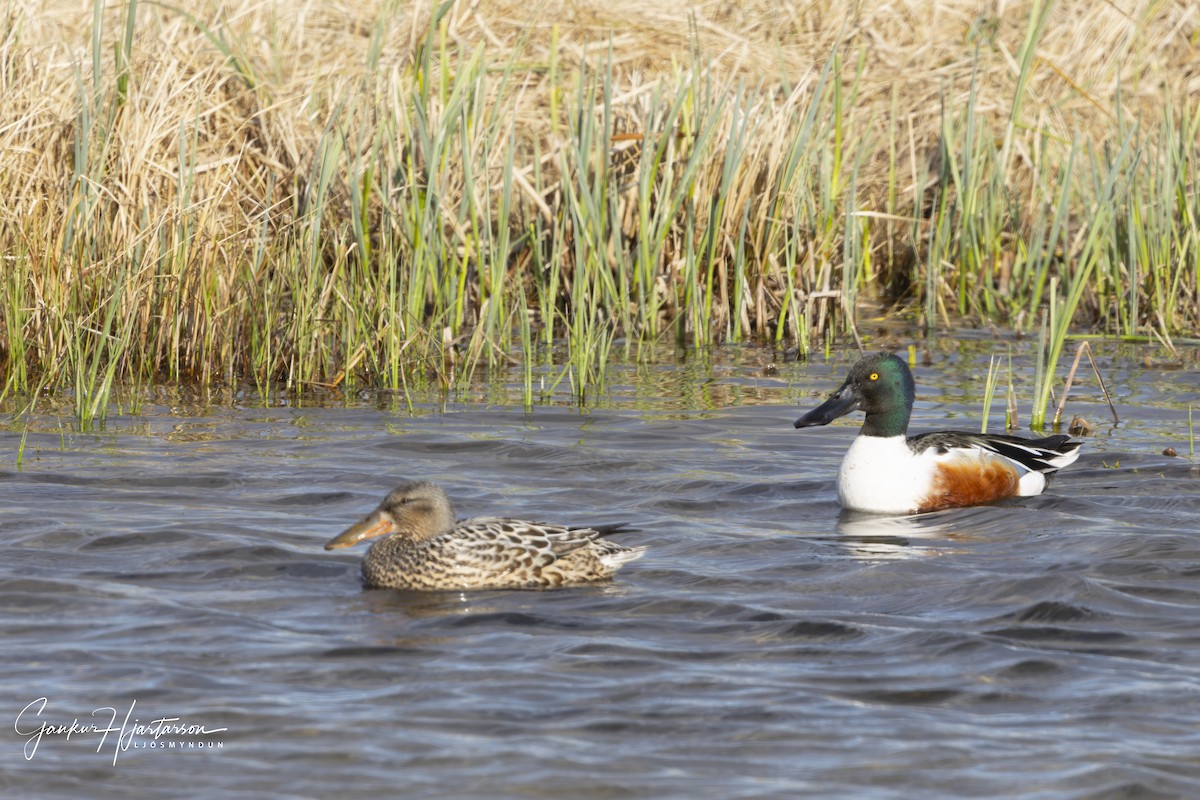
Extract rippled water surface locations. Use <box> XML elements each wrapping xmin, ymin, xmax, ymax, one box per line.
<box><xmin>6</xmin><ymin>342</ymin><xmax>1200</xmax><ymax>798</ymax></box>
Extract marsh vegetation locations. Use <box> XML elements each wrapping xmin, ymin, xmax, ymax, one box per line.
<box><xmin>1</xmin><ymin>0</ymin><xmax>1196</xmax><ymax>424</ymax></box>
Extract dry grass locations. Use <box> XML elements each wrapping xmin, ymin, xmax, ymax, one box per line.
<box><xmin>1</xmin><ymin>0</ymin><xmax>1198</xmax><ymax>419</ymax></box>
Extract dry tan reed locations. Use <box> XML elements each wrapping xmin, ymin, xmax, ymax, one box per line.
<box><xmin>1</xmin><ymin>0</ymin><xmax>1197</xmax><ymax>412</ymax></box>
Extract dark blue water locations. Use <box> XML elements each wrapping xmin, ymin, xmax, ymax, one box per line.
<box><xmin>5</xmin><ymin>343</ymin><xmax>1200</xmax><ymax>798</ymax></box>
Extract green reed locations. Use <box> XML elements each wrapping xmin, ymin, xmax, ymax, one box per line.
<box><xmin>980</xmin><ymin>354</ymin><xmax>1001</xmax><ymax>433</ymax></box>
<box><xmin>0</xmin><ymin>248</ymin><xmax>31</xmax><ymax>402</ymax></box>
<box><xmin>1030</xmin><ymin>128</ymin><xmax>1138</xmax><ymax>428</ymax></box>
<box><xmin>3</xmin><ymin>0</ymin><xmax>1199</xmax><ymax>427</ymax></box>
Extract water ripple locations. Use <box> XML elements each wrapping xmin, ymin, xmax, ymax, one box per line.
<box><xmin>7</xmin><ymin>347</ymin><xmax>1200</xmax><ymax>798</ymax></box>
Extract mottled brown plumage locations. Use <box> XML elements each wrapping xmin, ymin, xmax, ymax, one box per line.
<box><xmin>323</xmin><ymin>481</ymin><xmax>646</xmax><ymax>591</ymax></box>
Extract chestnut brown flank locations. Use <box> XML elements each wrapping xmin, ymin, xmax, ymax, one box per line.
<box><xmin>919</xmin><ymin>459</ymin><xmax>1021</xmax><ymax>513</ymax></box>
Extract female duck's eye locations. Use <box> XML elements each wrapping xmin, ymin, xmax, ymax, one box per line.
<box><xmin>869</xmin><ymin>372</ymin><xmax>879</xmax><ymax>381</ymax></box>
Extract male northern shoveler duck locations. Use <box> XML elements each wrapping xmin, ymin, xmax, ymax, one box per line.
<box><xmin>323</xmin><ymin>480</ymin><xmax>645</xmax><ymax>590</ymax></box>
<box><xmin>794</xmin><ymin>352</ymin><xmax>1082</xmax><ymax>514</ymax></box>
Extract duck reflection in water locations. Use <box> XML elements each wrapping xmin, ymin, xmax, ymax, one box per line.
<box><xmin>824</xmin><ymin>508</ymin><xmax>984</xmax><ymax>560</ymax></box>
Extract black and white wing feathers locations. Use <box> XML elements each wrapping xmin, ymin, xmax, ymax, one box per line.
<box><xmin>908</xmin><ymin>431</ymin><xmax>1081</xmax><ymax>473</ymax></box>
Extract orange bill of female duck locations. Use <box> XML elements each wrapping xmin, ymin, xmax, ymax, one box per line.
<box><xmin>794</xmin><ymin>352</ymin><xmax>1082</xmax><ymax>515</ymax></box>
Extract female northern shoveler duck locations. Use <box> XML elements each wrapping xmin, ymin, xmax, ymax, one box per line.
<box><xmin>794</xmin><ymin>352</ymin><xmax>1082</xmax><ymax>515</ymax></box>
<box><xmin>323</xmin><ymin>481</ymin><xmax>645</xmax><ymax>590</ymax></box>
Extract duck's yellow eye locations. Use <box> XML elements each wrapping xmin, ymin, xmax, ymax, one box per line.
<box><xmin>869</xmin><ymin>372</ymin><xmax>879</xmax><ymax>381</ymax></box>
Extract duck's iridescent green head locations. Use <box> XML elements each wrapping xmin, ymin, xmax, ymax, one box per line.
<box><xmin>793</xmin><ymin>352</ymin><xmax>915</xmax><ymax>438</ymax></box>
